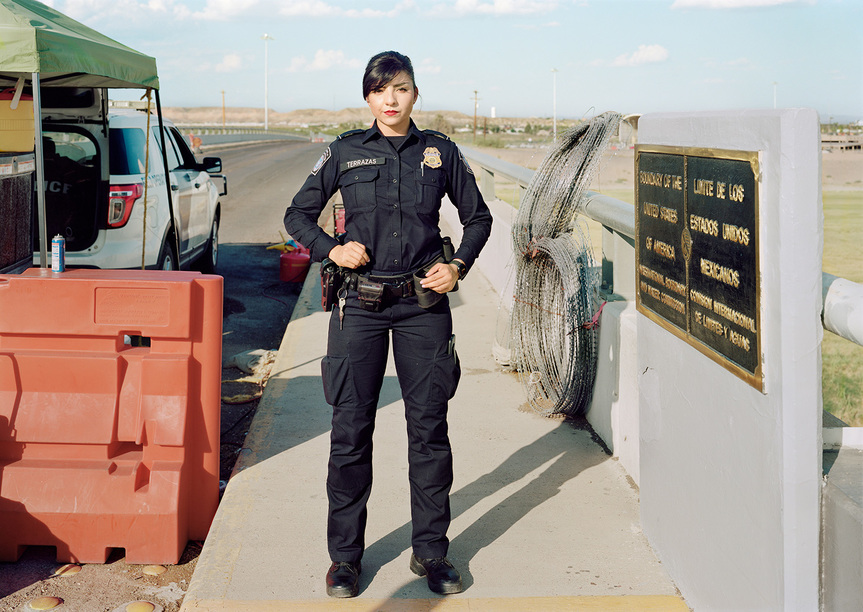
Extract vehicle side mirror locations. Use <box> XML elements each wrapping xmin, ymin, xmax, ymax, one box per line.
<box><xmin>202</xmin><ymin>157</ymin><xmax>222</xmax><ymax>173</ymax></box>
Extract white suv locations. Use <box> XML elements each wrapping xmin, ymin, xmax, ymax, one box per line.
<box><xmin>39</xmin><ymin>95</ymin><xmax>225</xmax><ymax>272</ymax></box>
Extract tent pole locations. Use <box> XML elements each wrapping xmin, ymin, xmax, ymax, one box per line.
<box><xmin>32</xmin><ymin>72</ymin><xmax>47</xmax><ymax>268</ymax></box>
<box><xmin>154</xmin><ymin>89</ymin><xmax>180</xmax><ymax>269</ymax></box>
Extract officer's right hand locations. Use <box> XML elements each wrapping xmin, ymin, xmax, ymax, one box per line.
<box><xmin>328</xmin><ymin>241</ymin><xmax>369</xmax><ymax>269</ymax></box>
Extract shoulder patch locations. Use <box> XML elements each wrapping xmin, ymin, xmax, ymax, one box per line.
<box><xmin>422</xmin><ymin>129</ymin><xmax>451</xmax><ymax>141</ymax></box>
<box><xmin>337</xmin><ymin>128</ymin><xmax>365</xmax><ymax>140</ymax></box>
<box><xmin>458</xmin><ymin>148</ymin><xmax>474</xmax><ymax>175</ymax></box>
<box><xmin>311</xmin><ymin>147</ymin><xmax>331</xmax><ymax>175</ymax></box>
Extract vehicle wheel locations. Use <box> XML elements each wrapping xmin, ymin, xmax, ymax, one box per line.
<box><xmin>197</xmin><ymin>218</ymin><xmax>219</xmax><ymax>273</ymax></box>
<box><xmin>157</xmin><ymin>238</ymin><xmax>178</xmax><ymax>271</ymax></box>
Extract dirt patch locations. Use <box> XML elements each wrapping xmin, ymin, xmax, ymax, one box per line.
<box><xmin>0</xmin><ymin>545</ymin><xmax>200</xmax><ymax>612</ymax></box>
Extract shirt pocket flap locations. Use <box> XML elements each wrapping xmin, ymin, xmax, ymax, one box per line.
<box><xmin>417</xmin><ymin>168</ymin><xmax>444</xmax><ymax>187</ymax></box>
<box><xmin>342</xmin><ymin>167</ymin><xmax>379</xmax><ymax>185</ymax></box>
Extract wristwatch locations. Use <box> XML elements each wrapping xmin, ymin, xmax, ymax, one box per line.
<box><xmin>452</xmin><ymin>260</ymin><xmax>467</xmax><ymax>280</ymax></box>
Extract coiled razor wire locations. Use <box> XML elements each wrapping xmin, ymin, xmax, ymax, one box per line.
<box><xmin>511</xmin><ymin>112</ymin><xmax>621</xmax><ymax>417</ymax></box>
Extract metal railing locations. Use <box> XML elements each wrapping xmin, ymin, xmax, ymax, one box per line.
<box><xmin>460</xmin><ymin>146</ymin><xmax>863</xmax><ymax>348</ymax></box>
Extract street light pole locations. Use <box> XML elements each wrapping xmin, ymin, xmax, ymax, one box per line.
<box><xmin>551</xmin><ymin>68</ymin><xmax>558</xmax><ymax>142</ymax></box>
<box><xmin>472</xmin><ymin>90</ymin><xmax>479</xmax><ymax>143</ymax></box>
<box><xmin>262</xmin><ymin>33</ymin><xmax>274</xmax><ymax>131</ymax></box>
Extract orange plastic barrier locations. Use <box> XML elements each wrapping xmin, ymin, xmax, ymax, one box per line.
<box><xmin>0</xmin><ymin>268</ymin><xmax>223</xmax><ymax>564</ymax></box>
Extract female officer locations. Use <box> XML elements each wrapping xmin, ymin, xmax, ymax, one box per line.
<box><xmin>284</xmin><ymin>50</ymin><xmax>492</xmax><ymax>598</ymax></box>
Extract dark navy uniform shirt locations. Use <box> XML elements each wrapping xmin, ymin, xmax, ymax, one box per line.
<box><xmin>284</xmin><ymin>120</ymin><xmax>492</xmax><ymax>276</ymax></box>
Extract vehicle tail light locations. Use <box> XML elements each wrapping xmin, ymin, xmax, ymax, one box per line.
<box><xmin>107</xmin><ymin>183</ymin><xmax>144</xmax><ymax>228</ymax></box>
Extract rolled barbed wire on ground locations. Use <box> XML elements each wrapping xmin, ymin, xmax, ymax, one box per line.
<box><xmin>512</xmin><ymin>225</ymin><xmax>600</xmax><ymax>416</ymax></box>
<box><xmin>510</xmin><ymin>112</ymin><xmax>621</xmax><ymax>417</ymax></box>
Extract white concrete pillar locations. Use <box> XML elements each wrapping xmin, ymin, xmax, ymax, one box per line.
<box><xmin>637</xmin><ymin>109</ymin><xmax>822</xmax><ymax>611</ymax></box>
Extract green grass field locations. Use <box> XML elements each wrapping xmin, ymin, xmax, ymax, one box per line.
<box><xmin>821</xmin><ymin>190</ymin><xmax>863</xmax><ymax>426</ymax></box>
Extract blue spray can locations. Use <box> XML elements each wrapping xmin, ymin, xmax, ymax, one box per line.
<box><xmin>51</xmin><ymin>234</ymin><xmax>66</xmax><ymax>273</ymax></box>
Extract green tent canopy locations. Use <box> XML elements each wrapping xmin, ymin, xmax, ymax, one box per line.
<box><xmin>0</xmin><ymin>0</ymin><xmax>163</xmax><ymax>270</ymax></box>
<box><xmin>0</xmin><ymin>0</ymin><xmax>158</xmax><ymax>89</ymax></box>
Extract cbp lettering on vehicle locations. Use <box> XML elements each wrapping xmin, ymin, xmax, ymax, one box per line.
<box><xmin>47</xmin><ymin>180</ymin><xmax>73</xmax><ymax>195</ymax></box>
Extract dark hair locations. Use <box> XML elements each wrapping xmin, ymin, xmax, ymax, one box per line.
<box><xmin>362</xmin><ymin>51</ymin><xmax>416</xmax><ymax>99</ymax></box>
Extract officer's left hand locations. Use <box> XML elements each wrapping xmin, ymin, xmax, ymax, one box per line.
<box><xmin>420</xmin><ymin>261</ymin><xmax>460</xmax><ymax>294</ymax></box>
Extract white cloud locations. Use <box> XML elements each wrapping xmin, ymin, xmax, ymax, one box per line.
<box><xmin>288</xmin><ymin>49</ymin><xmax>363</xmax><ymax>72</ymax></box>
<box><xmin>515</xmin><ymin>20</ymin><xmax>560</xmax><ymax>30</ymax></box>
<box><xmin>195</xmin><ymin>0</ymin><xmax>261</xmax><ymax>20</ymax></box>
<box><xmin>216</xmin><ymin>53</ymin><xmax>243</xmax><ymax>72</ymax></box>
<box><xmin>612</xmin><ymin>44</ymin><xmax>669</xmax><ymax>67</ymax></box>
<box><xmin>445</xmin><ymin>0</ymin><xmax>558</xmax><ymax>15</ymax></box>
<box><xmin>277</xmin><ymin>1</ymin><xmax>341</xmax><ymax>17</ymax></box>
<box><xmin>671</xmin><ymin>0</ymin><xmax>809</xmax><ymax>8</ymax></box>
<box><xmin>54</xmin><ymin>0</ymin><xmax>197</xmax><ymax>21</ymax></box>
<box><xmin>416</xmin><ymin>58</ymin><xmax>443</xmax><ymax>75</ymax></box>
<box><xmin>192</xmin><ymin>0</ymin><xmax>411</xmax><ymax>19</ymax></box>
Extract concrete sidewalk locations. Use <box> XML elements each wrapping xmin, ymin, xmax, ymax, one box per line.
<box><xmin>182</xmin><ymin>264</ymin><xmax>688</xmax><ymax>611</ymax></box>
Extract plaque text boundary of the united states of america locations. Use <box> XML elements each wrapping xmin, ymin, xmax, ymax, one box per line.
<box><xmin>635</xmin><ymin>144</ymin><xmax>763</xmax><ymax>391</ymax></box>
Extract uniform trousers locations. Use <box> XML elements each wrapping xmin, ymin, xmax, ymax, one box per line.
<box><xmin>321</xmin><ymin>292</ymin><xmax>461</xmax><ymax>564</ymax></box>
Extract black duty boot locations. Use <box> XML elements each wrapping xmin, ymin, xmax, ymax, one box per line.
<box><xmin>326</xmin><ymin>561</ymin><xmax>361</xmax><ymax>598</ymax></box>
<box><xmin>409</xmin><ymin>554</ymin><xmax>463</xmax><ymax>594</ymax></box>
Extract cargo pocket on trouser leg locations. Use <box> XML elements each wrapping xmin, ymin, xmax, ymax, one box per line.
<box><xmin>321</xmin><ymin>355</ymin><xmax>357</xmax><ymax>407</ymax></box>
<box><xmin>432</xmin><ymin>334</ymin><xmax>461</xmax><ymax>402</ymax></box>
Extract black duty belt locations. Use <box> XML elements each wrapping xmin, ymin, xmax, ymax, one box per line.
<box><xmin>344</xmin><ymin>270</ymin><xmax>416</xmax><ymax>304</ymax></box>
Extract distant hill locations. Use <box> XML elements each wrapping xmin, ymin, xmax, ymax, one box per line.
<box><xmin>162</xmin><ymin>106</ymin><xmax>551</xmax><ymax>131</ymax></box>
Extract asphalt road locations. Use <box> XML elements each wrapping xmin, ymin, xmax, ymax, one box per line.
<box><xmin>210</xmin><ymin>138</ymin><xmax>330</xmax><ymax>482</ymax></box>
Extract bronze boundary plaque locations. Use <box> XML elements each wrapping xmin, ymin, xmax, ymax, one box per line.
<box><xmin>635</xmin><ymin>145</ymin><xmax>763</xmax><ymax>391</ymax></box>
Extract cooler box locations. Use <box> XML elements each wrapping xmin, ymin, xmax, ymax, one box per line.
<box><xmin>0</xmin><ymin>90</ymin><xmax>34</xmax><ymax>153</ymax></box>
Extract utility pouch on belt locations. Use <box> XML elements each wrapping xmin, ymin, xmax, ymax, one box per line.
<box><xmin>321</xmin><ymin>258</ymin><xmax>340</xmax><ymax>311</ymax></box>
<box><xmin>412</xmin><ymin>260</ymin><xmax>444</xmax><ymax>309</ymax></box>
<box><xmin>411</xmin><ymin>236</ymin><xmax>458</xmax><ymax>310</ymax></box>
<box><xmin>357</xmin><ymin>278</ymin><xmax>385</xmax><ymax>311</ymax></box>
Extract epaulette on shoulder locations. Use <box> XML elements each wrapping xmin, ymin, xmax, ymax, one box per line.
<box><xmin>422</xmin><ymin>129</ymin><xmax>451</xmax><ymax>141</ymax></box>
<box><xmin>337</xmin><ymin>129</ymin><xmax>365</xmax><ymax>140</ymax></box>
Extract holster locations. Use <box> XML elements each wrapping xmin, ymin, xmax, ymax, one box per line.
<box><xmin>320</xmin><ymin>258</ymin><xmax>341</xmax><ymax>311</ymax></box>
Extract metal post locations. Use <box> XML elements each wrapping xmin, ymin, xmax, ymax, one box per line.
<box><xmin>262</xmin><ymin>34</ymin><xmax>274</xmax><ymax>132</ymax></box>
<box><xmin>31</xmin><ymin>73</ymin><xmax>47</xmax><ymax>268</ymax></box>
<box><xmin>473</xmin><ymin>90</ymin><xmax>478</xmax><ymax>143</ymax></box>
<box><xmin>552</xmin><ymin>68</ymin><xmax>558</xmax><ymax>142</ymax></box>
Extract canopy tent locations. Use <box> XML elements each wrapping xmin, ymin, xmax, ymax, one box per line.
<box><xmin>0</xmin><ymin>0</ymin><xmax>158</xmax><ymax>89</ymax></box>
<box><xmin>0</xmin><ymin>0</ymin><xmax>166</xmax><ymax>269</ymax></box>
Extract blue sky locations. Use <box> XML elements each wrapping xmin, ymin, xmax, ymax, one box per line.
<box><xmin>44</xmin><ymin>0</ymin><xmax>862</xmax><ymax>122</ymax></box>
